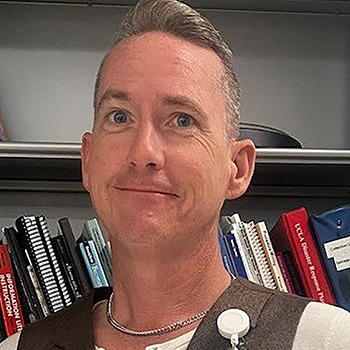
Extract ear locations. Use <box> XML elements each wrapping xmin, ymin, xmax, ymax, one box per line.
<box><xmin>226</xmin><ymin>139</ymin><xmax>256</xmax><ymax>200</ymax></box>
<box><xmin>81</xmin><ymin>132</ymin><xmax>92</xmax><ymax>192</ymax></box>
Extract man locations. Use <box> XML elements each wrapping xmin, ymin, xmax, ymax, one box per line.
<box><xmin>1</xmin><ymin>0</ymin><xmax>350</xmax><ymax>349</ymax></box>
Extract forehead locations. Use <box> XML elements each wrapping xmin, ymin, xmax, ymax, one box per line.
<box><xmin>97</xmin><ymin>32</ymin><xmax>225</xmax><ymax>108</ymax></box>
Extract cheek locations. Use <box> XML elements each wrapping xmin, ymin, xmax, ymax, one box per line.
<box><xmin>87</xmin><ymin>147</ymin><xmax>120</xmax><ymax>213</ymax></box>
<box><xmin>88</xmin><ymin>139</ymin><xmax>125</xmax><ymax>183</ymax></box>
<box><xmin>174</xmin><ymin>147</ymin><xmax>229</xmax><ymax>204</ymax></box>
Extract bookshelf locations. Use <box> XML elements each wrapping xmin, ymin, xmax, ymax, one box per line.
<box><xmin>1</xmin><ymin>142</ymin><xmax>350</xmax><ymax>229</ymax></box>
<box><xmin>1</xmin><ymin>142</ymin><xmax>350</xmax><ymax>196</ymax></box>
<box><xmin>1</xmin><ymin>0</ymin><xmax>350</xmax><ymax>15</ymax></box>
<box><xmin>0</xmin><ymin>0</ymin><xmax>349</xmax><ymax>341</ymax></box>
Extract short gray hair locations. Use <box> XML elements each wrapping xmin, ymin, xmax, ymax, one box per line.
<box><xmin>94</xmin><ymin>0</ymin><xmax>241</xmax><ymax>138</ymax></box>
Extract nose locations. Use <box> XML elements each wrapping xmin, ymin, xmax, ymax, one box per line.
<box><xmin>127</xmin><ymin>122</ymin><xmax>165</xmax><ymax>172</ymax></box>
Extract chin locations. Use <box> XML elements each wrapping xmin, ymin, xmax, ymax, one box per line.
<box><xmin>106</xmin><ymin>210</ymin><xmax>174</xmax><ymax>243</ymax></box>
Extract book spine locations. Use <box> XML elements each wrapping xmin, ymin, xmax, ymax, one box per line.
<box><xmin>78</xmin><ymin>241</ymin><xmax>109</xmax><ymax>288</ymax></box>
<box><xmin>245</xmin><ymin>222</ymin><xmax>276</xmax><ymax>289</ymax></box>
<box><xmin>232</xmin><ymin>224</ymin><xmax>259</xmax><ymax>284</ymax></box>
<box><xmin>51</xmin><ymin>236</ymin><xmax>82</xmax><ymax>301</ymax></box>
<box><xmin>0</xmin><ymin>245</ymin><xmax>25</xmax><ymax>336</ymax></box>
<box><xmin>256</xmin><ymin>222</ymin><xmax>288</xmax><ymax>292</ymax></box>
<box><xmin>238</xmin><ymin>222</ymin><xmax>263</xmax><ymax>285</ymax></box>
<box><xmin>283</xmin><ymin>251</ymin><xmax>306</xmax><ymax>297</ymax></box>
<box><xmin>276</xmin><ymin>252</ymin><xmax>295</xmax><ymax>294</ymax></box>
<box><xmin>24</xmin><ymin>251</ymin><xmax>50</xmax><ymax>317</ymax></box>
<box><xmin>283</xmin><ymin>209</ymin><xmax>335</xmax><ymax>304</ymax></box>
<box><xmin>222</xmin><ymin>236</ymin><xmax>238</xmax><ymax>276</ymax></box>
<box><xmin>218</xmin><ymin>229</ymin><xmax>236</xmax><ymax>276</ymax></box>
<box><xmin>84</xmin><ymin>220</ymin><xmax>112</xmax><ymax>284</ymax></box>
<box><xmin>10</xmin><ymin>260</ymin><xmax>31</xmax><ymax>325</ymax></box>
<box><xmin>3</xmin><ymin>227</ymin><xmax>44</xmax><ymax>321</ymax></box>
<box><xmin>225</xmin><ymin>233</ymin><xmax>248</xmax><ymax>279</ymax></box>
<box><xmin>58</xmin><ymin>218</ymin><xmax>91</xmax><ymax>295</ymax></box>
<box><xmin>17</xmin><ymin>216</ymin><xmax>65</xmax><ymax>313</ymax></box>
<box><xmin>36</xmin><ymin>216</ymin><xmax>73</xmax><ymax>308</ymax></box>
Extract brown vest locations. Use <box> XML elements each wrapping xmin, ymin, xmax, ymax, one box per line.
<box><xmin>18</xmin><ymin>278</ymin><xmax>310</xmax><ymax>350</ymax></box>
<box><xmin>188</xmin><ymin>278</ymin><xmax>310</xmax><ymax>350</ymax></box>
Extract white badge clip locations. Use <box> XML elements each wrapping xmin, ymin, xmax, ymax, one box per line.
<box><xmin>217</xmin><ymin>309</ymin><xmax>250</xmax><ymax>350</ymax></box>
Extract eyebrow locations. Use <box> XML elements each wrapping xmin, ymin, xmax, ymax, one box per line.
<box><xmin>161</xmin><ymin>95</ymin><xmax>209</xmax><ymax>122</ymax></box>
<box><xmin>96</xmin><ymin>89</ymin><xmax>131</xmax><ymax>112</ymax></box>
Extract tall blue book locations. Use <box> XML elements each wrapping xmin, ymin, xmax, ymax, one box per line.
<box><xmin>310</xmin><ymin>205</ymin><xmax>350</xmax><ymax>311</ymax></box>
<box><xmin>78</xmin><ymin>240</ymin><xmax>109</xmax><ymax>288</ymax></box>
<box><xmin>220</xmin><ymin>217</ymin><xmax>247</xmax><ymax>279</ymax></box>
<box><xmin>218</xmin><ymin>227</ymin><xmax>236</xmax><ymax>276</ymax></box>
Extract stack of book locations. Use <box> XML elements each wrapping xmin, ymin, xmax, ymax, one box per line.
<box><xmin>0</xmin><ymin>203</ymin><xmax>350</xmax><ymax>341</ymax></box>
<box><xmin>220</xmin><ymin>205</ymin><xmax>350</xmax><ymax>312</ymax></box>
<box><xmin>0</xmin><ymin>216</ymin><xmax>112</xmax><ymax>341</ymax></box>
<box><xmin>219</xmin><ymin>214</ymin><xmax>288</xmax><ymax>293</ymax></box>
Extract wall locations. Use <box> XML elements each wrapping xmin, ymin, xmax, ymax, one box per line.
<box><xmin>0</xmin><ymin>4</ymin><xmax>349</xmax><ymax>148</ymax></box>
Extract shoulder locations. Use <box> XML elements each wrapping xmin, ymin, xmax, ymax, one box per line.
<box><xmin>235</xmin><ymin>277</ymin><xmax>310</xmax><ymax>308</ymax></box>
<box><xmin>226</xmin><ymin>278</ymin><xmax>311</xmax><ymax>328</ymax></box>
<box><xmin>0</xmin><ymin>288</ymin><xmax>111</xmax><ymax>350</ymax></box>
<box><xmin>293</xmin><ymin>301</ymin><xmax>350</xmax><ymax>350</ymax></box>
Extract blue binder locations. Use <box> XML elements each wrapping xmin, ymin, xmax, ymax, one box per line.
<box><xmin>310</xmin><ymin>205</ymin><xmax>350</xmax><ymax>311</ymax></box>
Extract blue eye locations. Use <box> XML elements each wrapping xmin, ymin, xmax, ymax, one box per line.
<box><xmin>111</xmin><ymin>110</ymin><xmax>128</xmax><ymax>124</ymax></box>
<box><xmin>174</xmin><ymin>113</ymin><xmax>194</xmax><ymax>127</ymax></box>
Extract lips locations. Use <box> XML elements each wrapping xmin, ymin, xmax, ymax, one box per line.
<box><xmin>115</xmin><ymin>186</ymin><xmax>177</xmax><ymax>197</ymax></box>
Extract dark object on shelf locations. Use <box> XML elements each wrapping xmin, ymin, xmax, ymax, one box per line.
<box><xmin>0</xmin><ymin>114</ymin><xmax>8</xmax><ymax>142</ymax></box>
<box><xmin>239</xmin><ymin>123</ymin><xmax>302</xmax><ymax>148</ymax></box>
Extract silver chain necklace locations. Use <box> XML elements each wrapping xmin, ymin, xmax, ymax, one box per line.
<box><xmin>106</xmin><ymin>292</ymin><xmax>208</xmax><ymax>336</ymax></box>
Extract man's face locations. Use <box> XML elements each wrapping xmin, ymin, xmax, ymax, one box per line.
<box><xmin>82</xmin><ymin>32</ymin><xmax>252</xmax><ymax>246</ymax></box>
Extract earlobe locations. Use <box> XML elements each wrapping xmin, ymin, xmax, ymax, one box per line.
<box><xmin>81</xmin><ymin>132</ymin><xmax>92</xmax><ymax>192</ymax></box>
<box><xmin>226</xmin><ymin>139</ymin><xmax>256</xmax><ymax>200</ymax></box>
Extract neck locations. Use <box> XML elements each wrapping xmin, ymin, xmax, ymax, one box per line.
<box><xmin>109</xmin><ymin>225</ymin><xmax>231</xmax><ymax>332</ymax></box>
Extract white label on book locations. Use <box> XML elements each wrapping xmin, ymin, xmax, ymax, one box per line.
<box><xmin>324</xmin><ymin>236</ymin><xmax>350</xmax><ymax>271</ymax></box>
<box><xmin>334</xmin><ymin>252</ymin><xmax>350</xmax><ymax>271</ymax></box>
<box><xmin>324</xmin><ymin>236</ymin><xmax>350</xmax><ymax>259</ymax></box>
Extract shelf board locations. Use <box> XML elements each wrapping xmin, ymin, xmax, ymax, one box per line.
<box><xmin>1</xmin><ymin>0</ymin><xmax>350</xmax><ymax>15</ymax></box>
<box><xmin>1</xmin><ymin>142</ymin><xmax>350</xmax><ymax>196</ymax></box>
<box><xmin>0</xmin><ymin>142</ymin><xmax>80</xmax><ymax>159</ymax></box>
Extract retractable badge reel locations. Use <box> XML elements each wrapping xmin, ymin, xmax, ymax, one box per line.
<box><xmin>217</xmin><ymin>309</ymin><xmax>250</xmax><ymax>350</ymax></box>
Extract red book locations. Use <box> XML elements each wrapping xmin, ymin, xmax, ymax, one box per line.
<box><xmin>0</xmin><ymin>245</ymin><xmax>25</xmax><ymax>336</ymax></box>
<box><xmin>270</xmin><ymin>207</ymin><xmax>335</xmax><ymax>304</ymax></box>
<box><xmin>276</xmin><ymin>251</ymin><xmax>295</xmax><ymax>294</ymax></box>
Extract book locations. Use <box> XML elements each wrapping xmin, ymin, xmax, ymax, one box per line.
<box><xmin>58</xmin><ymin>218</ymin><xmax>91</xmax><ymax>296</ymax></box>
<box><xmin>270</xmin><ymin>207</ymin><xmax>335</xmax><ymax>304</ymax></box>
<box><xmin>3</xmin><ymin>227</ymin><xmax>45</xmax><ymax>321</ymax></box>
<box><xmin>11</xmin><ymin>260</ymin><xmax>32</xmax><ymax>325</ymax></box>
<box><xmin>282</xmin><ymin>251</ymin><xmax>306</xmax><ymax>297</ymax></box>
<box><xmin>255</xmin><ymin>222</ymin><xmax>288</xmax><ymax>292</ymax></box>
<box><xmin>82</xmin><ymin>219</ymin><xmax>112</xmax><ymax>284</ymax></box>
<box><xmin>310</xmin><ymin>205</ymin><xmax>350</xmax><ymax>311</ymax></box>
<box><xmin>245</xmin><ymin>221</ymin><xmax>276</xmax><ymax>289</ymax></box>
<box><xmin>51</xmin><ymin>236</ymin><xmax>82</xmax><ymax>301</ymax></box>
<box><xmin>220</xmin><ymin>217</ymin><xmax>247</xmax><ymax>279</ymax></box>
<box><xmin>218</xmin><ymin>227</ymin><xmax>237</xmax><ymax>276</ymax></box>
<box><xmin>15</xmin><ymin>216</ymin><xmax>72</xmax><ymax>313</ymax></box>
<box><xmin>24</xmin><ymin>251</ymin><xmax>50</xmax><ymax>317</ymax></box>
<box><xmin>0</xmin><ymin>245</ymin><xmax>25</xmax><ymax>336</ymax></box>
<box><xmin>276</xmin><ymin>251</ymin><xmax>295</xmax><ymax>294</ymax></box>
<box><xmin>229</xmin><ymin>214</ymin><xmax>263</xmax><ymax>285</ymax></box>
<box><xmin>78</xmin><ymin>240</ymin><xmax>109</xmax><ymax>288</ymax></box>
